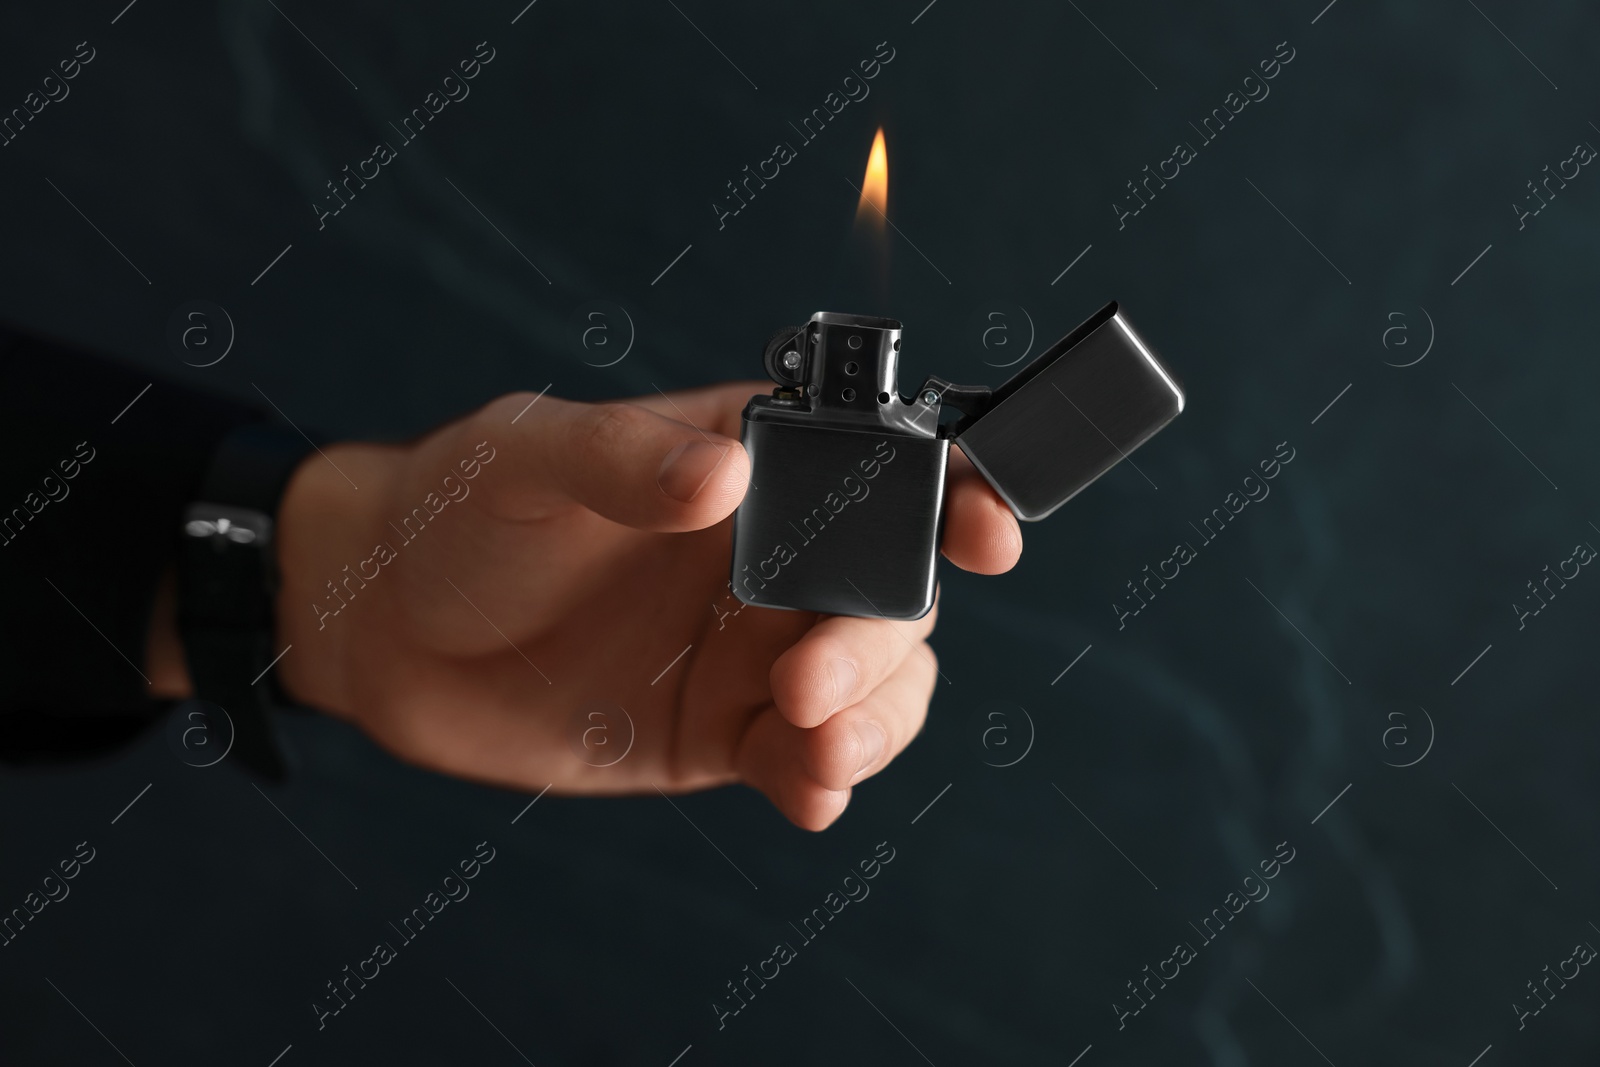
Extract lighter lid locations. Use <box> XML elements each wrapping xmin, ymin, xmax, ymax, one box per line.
<box><xmin>952</xmin><ymin>301</ymin><xmax>1183</xmax><ymax>522</ymax></box>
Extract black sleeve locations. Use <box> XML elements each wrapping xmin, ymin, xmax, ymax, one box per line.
<box><xmin>0</xmin><ymin>324</ymin><xmax>259</xmax><ymax>763</ymax></box>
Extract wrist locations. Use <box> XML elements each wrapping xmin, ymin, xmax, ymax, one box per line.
<box><xmin>145</xmin><ymin>567</ymin><xmax>192</xmax><ymax>699</ymax></box>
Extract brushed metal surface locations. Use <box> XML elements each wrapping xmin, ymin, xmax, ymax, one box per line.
<box><xmin>731</xmin><ymin>419</ymin><xmax>947</xmax><ymax>620</ymax></box>
<box><xmin>955</xmin><ymin>305</ymin><xmax>1183</xmax><ymax>521</ymax></box>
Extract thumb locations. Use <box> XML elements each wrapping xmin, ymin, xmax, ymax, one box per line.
<box><xmin>489</xmin><ymin>392</ymin><xmax>750</xmax><ymax>531</ymax></box>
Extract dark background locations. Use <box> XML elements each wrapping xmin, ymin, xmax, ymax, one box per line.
<box><xmin>2</xmin><ymin>0</ymin><xmax>1597</xmax><ymax>1063</ymax></box>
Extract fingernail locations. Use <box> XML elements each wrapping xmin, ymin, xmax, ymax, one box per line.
<box><xmin>657</xmin><ymin>440</ymin><xmax>728</xmax><ymax>502</ymax></box>
<box><xmin>852</xmin><ymin>721</ymin><xmax>886</xmax><ymax>778</ymax></box>
<box><xmin>828</xmin><ymin>658</ymin><xmax>858</xmax><ymax>713</ymax></box>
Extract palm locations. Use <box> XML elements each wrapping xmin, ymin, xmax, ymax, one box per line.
<box><xmin>304</xmin><ymin>381</ymin><xmax>1017</xmax><ymax>830</ymax></box>
<box><xmin>345</xmin><ymin>384</ymin><xmax>812</xmax><ymax>796</ymax></box>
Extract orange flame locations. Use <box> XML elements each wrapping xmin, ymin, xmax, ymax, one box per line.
<box><xmin>856</xmin><ymin>127</ymin><xmax>888</xmax><ymax>223</ymax></box>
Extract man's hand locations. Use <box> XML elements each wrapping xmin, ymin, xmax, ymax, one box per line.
<box><xmin>271</xmin><ymin>383</ymin><xmax>1022</xmax><ymax>830</ymax></box>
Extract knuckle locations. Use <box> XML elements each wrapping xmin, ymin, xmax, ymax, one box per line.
<box><xmin>361</xmin><ymin>698</ymin><xmax>440</xmax><ymax>770</ymax></box>
<box><xmin>915</xmin><ymin>644</ymin><xmax>940</xmax><ymax>696</ymax></box>
<box><xmin>897</xmin><ymin>691</ymin><xmax>932</xmax><ymax>746</ymax></box>
<box><xmin>497</xmin><ymin>390</ymin><xmax>539</xmax><ymax>418</ymax></box>
<box><xmin>481</xmin><ymin>390</ymin><xmax>548</xmax><ymax>434</ymax></box>
<box><xmin>906</xmin><ymin>711</ymin><xmax>928</xmax><ymax>746</ymax></box>
<box><xmin>580</xmin><ymin>401</ymin><xmax>651</xmax><ymax>454</ymax></box>
<box><xmin>811</xmin><ymin>723</ymin><xmax>862</xmax><ymax>789</ymax></box>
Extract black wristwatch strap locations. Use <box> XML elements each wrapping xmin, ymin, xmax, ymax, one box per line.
<box><xmin>178</xmin><ymin>421</ymin><xmax>316</xmax><ymax>779</ymax></box>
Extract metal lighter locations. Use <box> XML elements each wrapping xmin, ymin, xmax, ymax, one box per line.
<box><xmin>728</xmin><ymin>301</ymin><xmax>1184</xmax><ymax>620</ymax></box>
